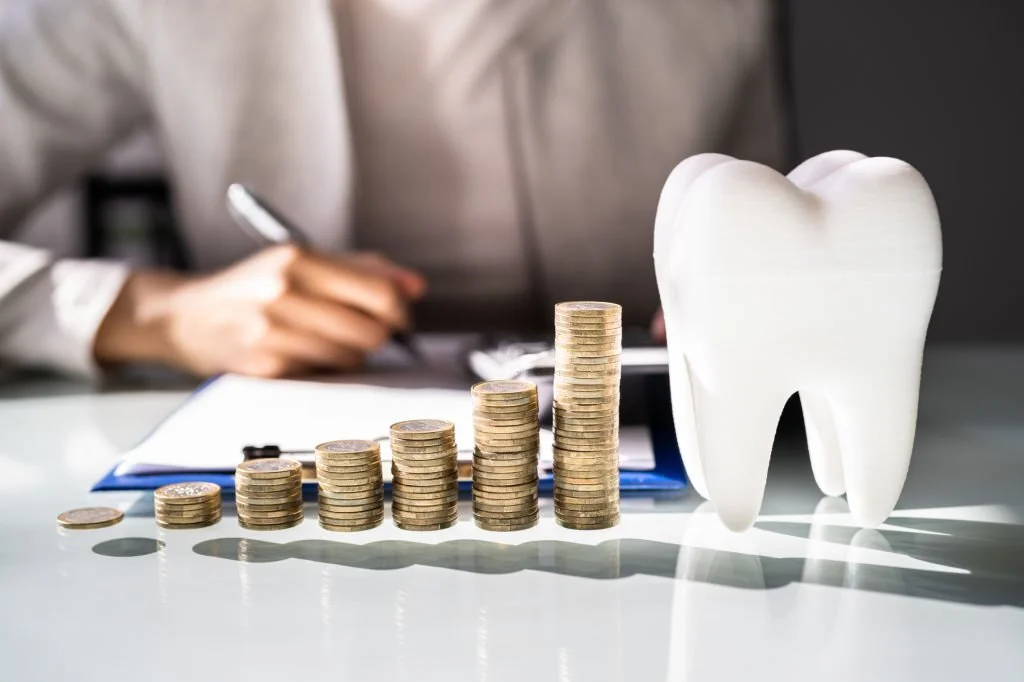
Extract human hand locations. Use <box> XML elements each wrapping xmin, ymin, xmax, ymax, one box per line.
<box><xmin>94</xmin><ymin>245</ymin><xmax>426</xmax><ymax>377</ymax></box>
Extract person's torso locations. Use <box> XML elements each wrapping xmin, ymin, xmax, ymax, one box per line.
<box><xmin>139</xmin><ymin>0</ymin><xmax>775</xmax><ymax>330</ymax></box>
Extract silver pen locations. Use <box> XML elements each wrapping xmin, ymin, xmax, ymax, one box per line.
<box><xmin>226</xmin><ymin>183</ymin><xmax>422</xmax><ymax>361</ymax></box>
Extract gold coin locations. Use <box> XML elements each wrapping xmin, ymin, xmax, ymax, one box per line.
<box><xmin>555</xmin><ymin>507</ymin><xmax>620</xmax><ymax>522</ymax></box>
<box><xmin>315</xmin><ymin>460</ymin><xmax>382</xmax><ymax>475</ymax></box>
<box><xmin>391</xmin><ymin>480</ymin><xmax>457</xmax><ymax>495</ymax></box>
<box><xmin>319</xmin><ymin>518</ymin><xmax>383</xmax><ymax>532</ymax></box>
<box><xmin>473</xmin><ymin>497</ymin><xmax>538</xmax><ymax>509</ymax></box>
<box><xmin>315</xmin><ymin>439</ymin><xmax>380</xmax><ymax>456</ymax></box>
<box><xmin>394</xmin><ymin>519</ymin><xmax>457</xmax><ymax>532</ymax></box>
<box><xmin>472</xmin><ymin>398</ymin><xmax>539</xmax><ymax>412</ymax></box>
<box><xmin>552</xmin><ymin>460</ymin><xmax>618</xmax><ymax>474</ymax></box>
<box><xmin>234</xmin><ymin>490</ymin><xmax>302</xmax><ymax>502</ymax></box>
<box><xmin>555</xmin><ymin>300</ymin><xmax>621</xmax><ymax>314</ymax></box>
<box><xmin>474</xmin><ymin>444</ymin><xmax>539</xmax><ymax>456</ymax></box>
<box><xmin>392</xmin><ymin>510</ymin><xmax>459</xmax><ymax>524</ymax></box>
<box><xmin>553</xmin><ymin>486</ymin><xmax>621</xmax><ymax>500</ymax></box>
<box><xmin>471</xmin><ymin>380</ymin><xmax>537</xmax><ymax>398</ymax></box>
<box><xmin>554</xmin><ymin>476</ymin><xmax>619</xmax><ymax>490</ymax></box>
<box><xmin>316</xmin><ymin>488</ymin><xmax>383</xmax><ymax>503</ymax></box>
<box><xmin>556</xmin><ymin>499</ymin><xmax>620</xmax><ymax>512</ymax></box>
<box><xmin>318</xmin><ymin>497</ymin><xmax>384</xmax><ymax>512</ymax></box>
<box><xmin>554</xmin><ymin>337</ymin><xmax>622</xmax><ymax>349</ymax></box>
<box><xmin>390</xmin><ymin>419</ymin><xmax>455</xmax><ymax>439</ymax></box>
<box><xmin>56</xmin><ymin>507</ymin><xmax>124</xmax><ymax>530</ymax></box>
<box><xmin>390</xmin><ymin>437</ymin><xmax>457</xmax><ymax>452</ymax></box>
<box><xmin>235</xmin><ymin>493</ymin><xmax>303</xmax><ymax>509</ymax></box>
<box><xmin>314</xmin><ymin>473</ymin><xmax>381</xmax><ymax>487</ymax></box>
<box><xmin>391</xmin><ymin>461</ymin><xmax>457</xmax><ymax>476</ymax></box>
<box><xmin>471</xmin><ymin>462</ymin><xmax>537</xmax><ymax>476</ymax></box>
<box><xmin>555</xmin><ymin>518</ymin><xmax>619</xmax><ymax>530</ymax></box>
<box><xmin>473</xmin><ymin>424</ymin><xmax>538</xmax><ymax>438</ymax></box>
<box><xmin>472</xmin><ymin>487</ymin><xmax>538</xmax><ymax>501</ymax></box>
<box><xmin>475</xmin><ymin>518</ymin><xmax>538</xmax><ymax>532</ymax></box>
<box><xmin>473</xmin><ymin>407</ymin><xmax>539</xmax><ymax>421</ymax></box>
<box><xmin>238</xmin><ymin>506</ymin><xmax>306</xmax><ymax>520</ymax></box>
<box><xmin>235</xmin><ymin>477</ymin><xmax>302</xmax><ymax>492</ymax></box>
<box><xmin>157</xmin><ymin>517</ymin><xmax>221</xmax><ymax>530</ymax></box>
<box><xmin>473</xmin><ymin>481</ymin><xmax>537</xmax><ymax>495</ymax></box>
<box><xmin>317</xmin><ymin>482</ymin><xmax>383</xmax><ymax>496</ymax></box>
<box><xmin>154</xmin><ymin>482</ymin><xmax>221</xmax><ymax>504</ymax></box>
<box><xmin>319</xmin><ymin>508</ymin><xmax>385</xmax><ymax>522</ymax></box>
<box><xmin>392</xmin><ymin>505</ymin><xmax>459</xmax><ymax>520</ymax></box>
<box><xmin>239</xmin><ymin>518</ymin><xmax>303</xmax><ymax>531</ymax></box>
<box><xmin>473</xmin><ymin>510</ymin><xmax>538</xmax><ymax>522</ymax></box>
<box><xmin>474</xmin><ymin>410</ymin><xmax>539</xmax><ymax>421</ymax></box>
<box><xmin>239</xmin><ymin>508</ymin><xmax>305</xmax><ymax>524</ymax></box>
<box><xmin>552</xmin><ymin>420</ymin><xmax>619</xmax><ymax>433</ymax></box>
<box><xmin>392</xmin><ymin>495</ymin><xmax>459</xmax><ymax>509</ymax></box>
<box><xmin>390</xmin><ymin>472</ymin><xmax>458</xmax><ymax>486</ymax></box>
<box><xmin>392</xmin><ymin>485</ymin><xmax>458</xmax><ymax>499</ymax></box>
<box><xmin>473</xmin><ymin>501</ymin><xmax>538</xmax><ymax>515</ymax></box>
<box><xmin>236</xmin><ymin>458</ymin><xmax>301</xmax><ymax>476</ymax></box>
<box><xmin>155</xmin><ymin>498</ymin><xmax>222</xmax><ymax>513</ymax></box>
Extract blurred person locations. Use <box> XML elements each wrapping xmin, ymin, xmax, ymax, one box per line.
<box><xmin>0</xmin><ymin>0</ymin><xmax>788</xmax><ymax>379</ymax></box>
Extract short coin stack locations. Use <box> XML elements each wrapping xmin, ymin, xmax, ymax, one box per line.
<box><xmin>390</xmin><ymin>419</ymin><xmax>459</xmax><ymax>531</ymax></box>
<box><xmin>154</xmin><ymin>482</ymin><xmax>222</xmax><ymax>529</ymax></box>
<box><xmin>235</xmin><ymin>459</ymin><xmax>304</xmax><ymax>530</ymax></box>
<box><xmin>552</xmin><ymin>301</ymin><xmax>622</xmax><ymax>530</ymax></box>
<box><xmin>471</xmin><ymin>380</ymin><xmax>540</xmax><ymax>531</ymax></box>
<box><xmin>316</xmin><ymin>440</ymin><xmax>384</xmax><ymax>531</ymax></box>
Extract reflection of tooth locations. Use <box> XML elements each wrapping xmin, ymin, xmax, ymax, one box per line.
<box><xmin>655</xmin><ymin>151</ymin><xmax>942</xmax><ymax>531</ymax></box>
<box><xmin>667</xmin><ymin>503</ymin><xmax>768</xmax><ymax>680</ymax></box>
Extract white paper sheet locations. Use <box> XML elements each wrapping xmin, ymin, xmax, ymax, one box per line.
<box><xmin>115</xmin><ymin>373</ymin><xmax>654</xmax><ymax>476</ymax></box>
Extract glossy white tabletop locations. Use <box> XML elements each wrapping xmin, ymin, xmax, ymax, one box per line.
<box><xmin>1</xmin><ymin>346</ymin><xmax>1022</xmax><ymax>682</ymax></box>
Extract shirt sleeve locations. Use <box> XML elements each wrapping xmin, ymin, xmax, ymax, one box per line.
<box><xmin>0</xmin><ymin>241</ymin><xmax>128</xmax><ymax>379</ymax></box>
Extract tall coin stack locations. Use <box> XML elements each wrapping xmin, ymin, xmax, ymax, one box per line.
<box><xmin>552</xmin><ymin>301</ymin><xmax>622</xmax><ymax>530</ymax></box>
<box><xmin>235</xmin><ymin>459</ymin><xmax>304</xmax><ymax>530</ymax></box>
<box><xmin>390</xmin><ymin>420</ymin><xmax>459</xmax><ymax>531</ymax></box>
<box><xmin>154</xmin><ymin>482</ymin><xmax>222</xmax><ymax>529</ymax></box>
<box><xmin>471</xmin><ymin>380</ymin><xmax>540</xmax><ymax>531</ymax></box>
<box><xmin>315</xmin><ymin>440</ymin><xmax>384</xmax><ymax>532</ymax></box>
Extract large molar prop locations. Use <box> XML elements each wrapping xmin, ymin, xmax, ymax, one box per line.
<box><xmin>654</xmin><ymin>151</ymin><xmax>942</xmax><ymax>531</ymax></box>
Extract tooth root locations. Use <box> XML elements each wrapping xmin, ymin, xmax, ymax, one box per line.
<box><xmin>800</xmin><ymin>391</ymin><xmax>847</xmax><ymax>497</ymax></box>
<box><xmin>831</xmin><ymin>364</ymin><xmax>923</xmax><ymax>528</ymax></box>
<box><xmin>692</xmin><ymin>378</ymin><xmax>787</xmax><ymax>532</ymax></box>
<box><xmin>666</xmin><ymin>352</ymin><xmax>709</xmax><ymax>498</ymax></box>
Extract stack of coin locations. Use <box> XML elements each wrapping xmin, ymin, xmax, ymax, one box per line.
<box><xmin>552</xmin><ymin>301</ymin><xmax>622</xmax><ymax>530</ymax></box>
<box><xmin>154</xmin><ymin>482</ymin><xmax>222</xmax><ymax>529</ymax></box>
<box><xmin>390</xmin><ymin>419</ymin><xmax>459</xmax><ymax>531</ymax></box>
<box><xmin>315</xmin><ymin>440</ymin><xmax>384</xmax><ymax>532</ymax></box>
<box><xmin>471</xmin><ymin>380</ymin><xmax>540</xmax><ymax>531</ymax></box>
<box><xmin>235</xmin><ymin>459</ymin><xmax>304</xmax><ymax>530</ymax></box>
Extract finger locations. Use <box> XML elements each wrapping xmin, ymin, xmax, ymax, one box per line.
<box><xmin>267</xmin><ymin>291</ymin><xmax>392</xmax><ymax>353</ymax></box>
<box><xmin>650</xmin><ymin>308</ymin><xmax>666</xmax><ymax>344</ymax></box>
<box><xmin>289</xmin><ymin>253</ymin><xmax>409</xmax><ymax>328</ymax></box>
<box><xmin>346</xmin><ymin>252</ymin><xmax>428</xmax><ymax>300</ymax></box>
<box><xmin>263</xmin><ymin>325</ymin><xmax>366</xmax><ymax>370</ymax></box>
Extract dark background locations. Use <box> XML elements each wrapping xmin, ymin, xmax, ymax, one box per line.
<box><xmin>10</xmin><ymin>0</ymin><xmax>1022</xmax><ymax>342</ymax></box>
<box><xmin>788</xmin><ymin>0</ymin><xmax>1024</xmax><ymax>342</ymax></box>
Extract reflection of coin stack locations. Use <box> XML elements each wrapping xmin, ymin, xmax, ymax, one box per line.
<box><xmin>235</xmin><ymin>459</ymin><xmax>304</xmax><ymax>530</ymax></box>
<box><xmin>316</xmin><ymin>440</ymin><xmax>385</xmax><ymax>532</ymax></box>
<box><xmin>390</xmin><ymin>420</ymin><xmax>459</xmax><ymax>531</ymax></box>
<box><xmin>154</xmin><ymin>482</ymin><xmax>222</xmax><ymax>529</ymax></box>
<box><xmin>552</xmin><ymin>301</ymin><xmax>622</xmax><ymax>530</ymax></box>
<box><xmin>471</xmin><ymin>380</ymin><xmax>540</xmax><ymax>531</ymax></box>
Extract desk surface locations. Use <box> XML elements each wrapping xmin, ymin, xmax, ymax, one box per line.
<box><xmin>1</xmin><ymin>347</ymin><xmax>1022</xmax><ymax>682</ymax></box>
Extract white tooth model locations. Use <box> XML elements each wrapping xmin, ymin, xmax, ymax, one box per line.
<box><xmin>654</xmin><ymin>151</ymin><xmax>942</xmax><ymax>531</ymax></box>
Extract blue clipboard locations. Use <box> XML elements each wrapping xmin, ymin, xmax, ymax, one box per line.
<box><xmin>92</xmin><ymin>375</ymin><xmax>688</xmax><ymax>495</ymax></box>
